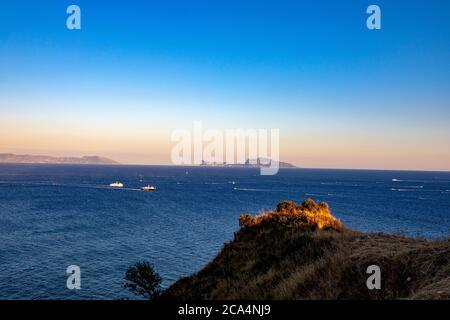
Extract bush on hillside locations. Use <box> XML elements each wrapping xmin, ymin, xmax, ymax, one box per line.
<box><xmin>243</xmin><ymin>199</ymin><xmax>342</xmax><ymax>231</ymax></box>
<box><xmin>239</xmin><ymin>214</ymin><xmax>254</xmax><ymax>227</ymax></box>
<box><xmin>276</xmin><ymin>200</ymin><xmax>299</xmax><ymax>213</ymax></box>
<box><xmin>123</xmin><ymin>261</ymin><xmax>162</xmax><ymax>300</ymax></box>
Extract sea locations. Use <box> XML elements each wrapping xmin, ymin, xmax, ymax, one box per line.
<box><xmin>0</xmin><ymin>164</ymin><xmax>449</xmax><ymax>299</ymax></box>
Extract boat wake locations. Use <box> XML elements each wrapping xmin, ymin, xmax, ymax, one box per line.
<box><xmin>233</xmin><ymin>187</ymin><xmax>286</xmax><ymax>192</ymax></box>
<box><xmin>305</xmin><ymin>192</ymin><xmax>333</xmax><ymax>197</ymax></box>
<box><xmin>0</xmin><ymin>181</ymin><xmax>142</xmax><ymax>192</ymax></box>
<box><xmin>233</xmin><ymin>187</ymin><xmax>271</xmax><ymax>192</ymax></box>
<box><xmin>391</xmin><ymin>188</ymin><xmax>416</xmax><ymax>192</ymax></box>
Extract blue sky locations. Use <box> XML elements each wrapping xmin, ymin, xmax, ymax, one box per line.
<box><xmin>0</xmin><ymin>0</ymin><xmax>449</xmax><ymax>169</ymax></box>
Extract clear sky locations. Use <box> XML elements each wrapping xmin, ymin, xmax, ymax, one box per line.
<box><xmin>1</xmin><ymin>0</ymin><xmax>449</xmax><ymax>170</ymax></box>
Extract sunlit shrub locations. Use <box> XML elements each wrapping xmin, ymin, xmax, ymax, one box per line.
<box><xmin>241</xmin><ymin>199</ymin><xmax>342</xmax><ymax>231</ymax></box>
<box><xmin>239</xmin><ymin>213</ymin><xmax>254</xmax><ymax>227</ymax></box>
<box><xmin>276</xmin><ymin>200</ymin><xmax>299</xmax><ymax>213</ymax></box>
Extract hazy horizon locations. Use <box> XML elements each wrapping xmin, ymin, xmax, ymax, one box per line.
<box><xmin>1</xmin><ymin>1</ymin><xmax>449</xmax><ymax>171</ymax></box>
<box><xmin>2</xmin><ymin>150</ymin><xmax>450</xmax><ymax>173</ymax></box>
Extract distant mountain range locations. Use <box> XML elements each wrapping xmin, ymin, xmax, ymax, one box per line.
<box><xmin>0</xmin><ymin>153</ymin><xmax>119</xmax><ymax>165</ymax></box>
<box><xmin>200</xmin><ymin>158</ymin><xmax>297</xmax><ymax>168</ymax></box>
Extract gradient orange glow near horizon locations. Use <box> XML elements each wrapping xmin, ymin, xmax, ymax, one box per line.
<box><xmin>1</xmin><ymin>117</ymin><xmax>449</xmax><ymax>171</ymax></box>
<box><xmin>1</xmin><ymin>1</ymin><xmax>449</xmax><ymax>171</ymax></box>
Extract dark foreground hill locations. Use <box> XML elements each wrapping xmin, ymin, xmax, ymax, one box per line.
<box><xmin>159</xmin><ymin>199</ymin><xmax>449</xmax><ymax>300</ymax></box>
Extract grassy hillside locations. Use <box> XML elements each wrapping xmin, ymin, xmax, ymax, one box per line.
<box><xmin>160</xmin><ymin>199</ymin><xmax>449</xmax><ymax>300</ymax></box>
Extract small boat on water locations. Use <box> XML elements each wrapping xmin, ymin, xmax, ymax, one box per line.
<box><xmin>109</xmin><ymin>182</ymin><xmax>124</xmax><ymax>188</ymax></box>
<box><xmin>141</xmin><ymin>185</ymin><xmax>156</xmax><ymax>192</ymax></box>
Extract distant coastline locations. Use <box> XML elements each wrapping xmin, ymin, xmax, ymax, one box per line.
<box><xmin>0</xmin><ymin>153</ymin><xmax>119</xmax><ymax>165</ymax></box>
<box><xmin>200</xmin><ymin>158</ymin><xmax>297</xmax><ymax>168</ymax></box>
<box><xmin>1</xmin><ymin>154</ymin><xmax>449</xmax><ymax>173</ymax></box>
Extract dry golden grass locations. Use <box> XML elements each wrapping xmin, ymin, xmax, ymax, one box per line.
<box><xmin>160</xmin><ymin>199</ymin><xmax>449</xmax><ymax>300</ymax></box>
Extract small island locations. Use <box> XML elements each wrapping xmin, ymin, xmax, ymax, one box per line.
<box><xmin>200</xmin><ymin>158</ymin><xmax>297</xmax><ymax>168</ymax></box>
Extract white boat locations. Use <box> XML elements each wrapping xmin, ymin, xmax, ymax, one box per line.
<box><xmin>141</xmin><ymin>185</ymin><xmax>156</xmax><ymax>192</ymax></box>
<box><xmin>109</xmin><ymin>182</ymin><xmax>124</xmax><ymax>188</ymax></box>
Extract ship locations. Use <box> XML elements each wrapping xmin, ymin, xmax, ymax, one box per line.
<box><xmin>109</xmin><ymin>182</ymin><xmax>124</xmax><ymax>188</ymax></box>
<box><xmin>141</xmin><ymin>185</ymin><xmax>156</xmax><ymax>192</ymax></box>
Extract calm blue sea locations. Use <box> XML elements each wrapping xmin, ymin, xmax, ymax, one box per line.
<box><xmin>0</xmin><ymin>164</ymin><xmax>449</xmax><ymax>299</ymax></box>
